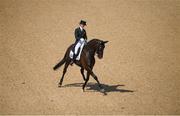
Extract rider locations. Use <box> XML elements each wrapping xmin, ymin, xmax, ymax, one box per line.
<box><xmin>72</xmin><ymin>20</ymin><xmax>87</xmax><ymax>62</ymax></box>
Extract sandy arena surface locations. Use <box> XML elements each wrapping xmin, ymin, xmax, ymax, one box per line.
<box><xmin>0</xmin><ymin>0</ymin><xmax>180</xmax><ymax>115</ymax></box>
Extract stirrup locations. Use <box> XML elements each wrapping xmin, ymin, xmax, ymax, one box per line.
<box><xmin>70</xmin><ymin>60</ymin><xmax>74</xmax><ymax>66</ymax></box>
<box><xmin>70</xmin><ymin>54</ymin><xmax>76</xmax><ymax>66</ymax></box>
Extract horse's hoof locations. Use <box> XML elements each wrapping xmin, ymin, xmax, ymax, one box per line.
<box><xmin>58</xmin><ymin>83</ymin><xmax>62</xmax><ymax>87</ymax></box>
<box><xmin>82</xmin><ymin>88</ymin><xmax>85</xmax><ymax>92</ymax></box>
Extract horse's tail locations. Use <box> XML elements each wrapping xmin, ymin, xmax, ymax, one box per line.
<box><xmin>53</xmin><ymin>44</ymin><xmax>73</xmax><ymax>71</ymax></box>
<box><xmin>53</xmin><ymin>55</ymin><xmax>66</xmax><ymax>71</ymax></box>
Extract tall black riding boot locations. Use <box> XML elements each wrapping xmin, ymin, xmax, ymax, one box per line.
<box><xmin>73</xmin><ymin>53</ymin><xmax>77</xmax><ymax>62</ymax></box>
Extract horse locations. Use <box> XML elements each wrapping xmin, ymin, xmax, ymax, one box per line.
<box><xmin>53</xmin><ymin>39</ymin><xmax>108</xmax><ymax>92</ymax></box>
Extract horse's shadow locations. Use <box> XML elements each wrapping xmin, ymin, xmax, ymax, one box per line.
<box><xmin>62</xmin><ymin>82</ymin><xmax>134</xmax><ymax>95</ymax></box>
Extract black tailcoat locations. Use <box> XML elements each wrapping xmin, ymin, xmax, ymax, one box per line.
<box><xmin>74</xmin><ymin>27</ymin><xmax>87</xmax><ymax>43</ymax></box>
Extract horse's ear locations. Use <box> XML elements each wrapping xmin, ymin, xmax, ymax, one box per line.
<box><xmin>103</xmin><ymin>41</ymin><xmax>109</xmax><ymax>44</ymax></box>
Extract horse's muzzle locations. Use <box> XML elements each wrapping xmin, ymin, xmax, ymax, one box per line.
<box><xmin>97</xmin><ymin>54</ymin><xmax>103</xmax><ymax>59</ymax></box>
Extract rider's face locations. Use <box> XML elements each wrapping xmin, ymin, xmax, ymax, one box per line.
<box><xmin>80</xmin><ymin>24</ymin><xmax>85</xmax><ymax>28</ymax></box>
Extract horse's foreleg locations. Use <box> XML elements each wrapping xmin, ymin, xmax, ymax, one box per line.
<box><xmin>85</xmin><ymin>67</ymin><xmax>104</xmax><ymax>91</ymax></box>
<box><xmin>80</xmin><ymin>68</ymin><xmax>86</xmax><ymax>81</ymax></box>
<box><xmin>58</xmin><ymin>60</ymin><xmax>70</xmax><ymax>87</ymax></box>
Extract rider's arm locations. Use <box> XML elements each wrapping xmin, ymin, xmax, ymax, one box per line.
<box><xmin>74</xmin><ymin>28</ymin><xmax>80</xmax><ymax>41</ymax></box>
<box><xmin>84</xmin><ymin>30</ymin><xmax>87</xmax><ymax>40</ymax></box>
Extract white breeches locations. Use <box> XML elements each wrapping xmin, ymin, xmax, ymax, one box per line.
<box><xmin>74</xmin><ymin>38</ymin><xmax>85</xmax><ymax>55</ymax></box>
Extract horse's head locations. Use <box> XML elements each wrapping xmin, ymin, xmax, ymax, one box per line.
<box><xmin>87</xmin><ymin>39</ymin><xmax>109</xmax><ymax>59</ymax></box>
<box><xmin>96</xmin><ymin>40</ymin><xmax>109</xmax><ymax>59</ymax></box>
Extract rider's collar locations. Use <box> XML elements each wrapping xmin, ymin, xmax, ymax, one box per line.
<box><xmin>79</xmin><ymin>26</ymin><xmax>83</xmax><ymax>31</ymax></box>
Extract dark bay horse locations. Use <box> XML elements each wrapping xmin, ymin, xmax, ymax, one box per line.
<box><xmin>53</xmin><ymin>39</ymin><xmax>108</xmax><ymax>92</ymax></box>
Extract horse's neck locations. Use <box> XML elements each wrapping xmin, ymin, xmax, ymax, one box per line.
<box><xmin>85</xmin><ymin>41</ymin><xmax>98</xmax><ymax>56</ymax></box>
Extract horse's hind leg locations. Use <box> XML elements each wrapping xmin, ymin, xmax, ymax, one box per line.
<box><xmin>58</xmin><ymin>60</ymin><xmax>70</xmax><ymax>87</ymax></box>
<box><xmin>80</xmin><ymin>68</ymin><xmax>86</xmax><ymax>81</ymax></box>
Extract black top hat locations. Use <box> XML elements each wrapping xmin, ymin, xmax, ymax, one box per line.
<box><xmin>79</xmin><ymin>20</ymin><xmax>87</xmax><ymax>25</ymax></box>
